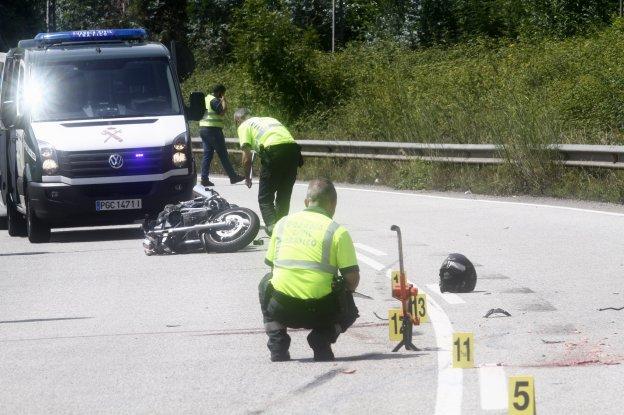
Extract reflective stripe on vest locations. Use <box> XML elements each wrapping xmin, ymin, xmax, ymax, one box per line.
<box><xmin>199</xmin><ymin>94</ymin><xmax>224</xmax><ymax>128</ymax></box>
<box><xmin>247</xmin><ymin>119</ymin><xmax>283</xmax><ymax>147</ymax></box>
<box><xmin>273</xmin><ymin>219</ymin><xmax>341</xmax><ymax>275</ymax></box>
<box><xmin>257</xmin><ymin>122</ymin><xmax>282</xmax><ymax>140</ymax></box>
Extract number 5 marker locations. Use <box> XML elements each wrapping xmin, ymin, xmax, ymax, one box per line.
<box><xmin>508</xmin><ymin>376</ymin><xmax>535</xmax><ymax>414</ymax></box>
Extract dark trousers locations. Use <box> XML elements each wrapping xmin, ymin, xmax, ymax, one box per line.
<box><xmin>258</xmin><ymin>143</ymin><xmax>300</xmax><ymax>232</ymax></box>
<box><xmin>258</xmin><ymin>273</ymin><xmax>359</xmax><ymax>355</ymax></box>
<box><xmin>200</xmin><ymin>127</ymin><xmax>237</xmax><ymax>180</ymax></box>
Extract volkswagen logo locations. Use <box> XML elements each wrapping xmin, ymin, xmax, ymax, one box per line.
<box><xmin>108</xmin><ymin>153</ymin><xmax>124</xmax><ymax>169</ymax></box>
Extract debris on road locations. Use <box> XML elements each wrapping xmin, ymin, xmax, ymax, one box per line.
<box><xmin>483</xmin><ymin>308</ymin><xmax>512</xmax><ymax>318</ymax></box>
<box><xmin>373</xmin><ymin>312</ymin><xmax>389</xmax><ymax>321</ymax></box>
<box><xmin>598</xmin><ymin>306</ymin><xmax>624</xmax><ymax>311</ymax></box>
<box><xmin>340</xmin><ymin>369</ymin><xmax>357</xmax><ymax>374</ymax></box>
<box><xmin>541</xmin><ymin>339</ymin><xmax>565</xmax><ymax>344</ymax></box>
<box><xmin>353</xmin><ymin>291</ymin><xmax>374</xmax><ymax>300</ymax></box>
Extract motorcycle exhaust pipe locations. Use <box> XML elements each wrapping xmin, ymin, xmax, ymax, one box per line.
<box><xmin>149</xmin><ymin>219</ymin><xmax>235</xmax><ymax>236</ymax></box>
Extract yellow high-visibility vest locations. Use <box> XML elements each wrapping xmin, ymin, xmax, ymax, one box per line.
<box><xmin>266</xmin><ymin>207</ymin><xmax>358</xmax><ymax>299</ymax></box>
<box><xmin>199</xmin><ymin>94</ymin><xmax>224</xmax><ymax>128</ymax></box>
<box><xmin>237</xmin><ymin>117</ymin><xmax>294</xmax><ymax>152</ymax></box>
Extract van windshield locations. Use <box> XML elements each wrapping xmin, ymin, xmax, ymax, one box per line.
<box><xmin>28</xmin><ymin>57</ymin><xmax>181</xmax><ymax>122</ymax></box>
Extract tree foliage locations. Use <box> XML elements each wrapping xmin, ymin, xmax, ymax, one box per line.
<box><xmin>56</xmin><ymin>0</ymin><xmax>129</xmax><ymax>30</ymax></box>
<box><xmin>2</xmin><ymin>0</ymin><xmax>621</xmax><ymax>53</ymax></box>
<box><xmin>0</xmin><ymin>0</ymin><xmax>45</xmax><ymax>51</ymax></box>
<box><xmin>231</xmin><ymin>0</ymin><xmax>325</xmax><ymax>117</ymax></box>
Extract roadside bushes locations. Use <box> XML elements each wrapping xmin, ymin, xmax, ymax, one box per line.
<box><xmin>185</xmin><ymin>19</ymin><xmax>624</xmax><ymax>202</ymax></box>
<box><xmin>230</xmin><ymin>0</ymin><xmax>348</xmax><ymax>120</ymax></box>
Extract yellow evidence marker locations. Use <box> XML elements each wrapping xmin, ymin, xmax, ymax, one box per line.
<box><xmin>388</xmin><ymin>308</ymin><xmax>403</xmax><ymax>341</ymax></box>
<box><xmin>390</xmin><ymin>270</ymin><xmax>401</xmax><ymax>291</ymax></box>
<box><xmin>411</xmin><ymin>293</ymin><xmax>429</xmax><ymax>324</ymax></box>
<box><xmin>508</xmin><ymin>376</ymin><xmax>535</xmax><ymax>415</ymax></box>
<box><xmin>452</xmin><ymin>332</ymin><xmax>474</xmax><ymax>368</ymax></box>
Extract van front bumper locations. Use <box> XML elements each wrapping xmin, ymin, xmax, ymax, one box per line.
<box><xmin>28</xmin><ymin>174</ymin><xmax>196</xmax><ymax>227</ymax></box>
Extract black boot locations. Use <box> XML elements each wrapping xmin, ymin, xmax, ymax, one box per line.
<box><xmin>267</xmin><ymin>329</ymin><xmax>291</xmax><ymax>362</ymax></box>
<box><xmin>230</xmin><ymin>174</ymin><xmax>246</xmax><ymax>184</ymax></box>
<box><xmin>271</xmin><ymin>351</ymin><xmax>291</xmax><ymax>362</ymax></box>
<box><xmin>201</xmin><ymin>177</ymin><xmax>215</xmax><ymax>187</ymax></box>
<box><xmin>307</xmin><ymin>330</ymin><xmax>335</xmax><ymax>362</ymax></box>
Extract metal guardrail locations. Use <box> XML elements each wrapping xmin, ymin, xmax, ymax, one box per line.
<box><xmin>191</xmin><ymin>137</ymin><xmax>624</xmax><ymax>169</ymax></box>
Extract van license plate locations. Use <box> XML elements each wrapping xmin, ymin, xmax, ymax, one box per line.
<box><xmin>96</xmin><ymin>199</ymin><xmax>142</xmax><ymax>211</ymax></box>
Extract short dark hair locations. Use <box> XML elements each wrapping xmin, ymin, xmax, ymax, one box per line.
<box><xmin>306</xmin><ymin>178</ymin><xmax>337</xmax><ymax>207</ymax></box>
<box><xmin>212</xmin><ymin>84</ymin><xmax>226</xmax><ymax>95</ymax></box>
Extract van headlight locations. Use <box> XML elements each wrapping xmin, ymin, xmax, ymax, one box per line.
<box><xmin>172</xmin><ymin>152</ymin><xmax>187</xmax><ymax>168</ymax></box>
<box><xmin>172</xmin><ymin>132</ymin><xmax>188</xmax><ymax>167</ymax></box>
<box><xmin>39</xmin><ymin>141</ymin><xmax>59</xmax><ymax>175</ymax></box>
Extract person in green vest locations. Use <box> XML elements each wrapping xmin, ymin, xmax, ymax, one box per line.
<box><xmin>234</xmin><ymin>108</ymin><xmax>303</xmax><ymax>235</ymax></box>
<box><xmin>258</xmin><ymin>178</ymin><xmax>360</xmax><ymax>362</ymax></box>
<box><xmin>199</xmin><ymin>84</ymin><xmax>245</xmax><ymax>187</ymax></box>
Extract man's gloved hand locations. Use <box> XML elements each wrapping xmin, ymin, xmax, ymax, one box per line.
<box><xmin>332</xmin><ymin>275</ymin><xmax>346</xmax><ymax>292</ymax></box>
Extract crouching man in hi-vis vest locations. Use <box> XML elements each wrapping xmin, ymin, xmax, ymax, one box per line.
<box><xmin>258</xmin><ymin>179</ymin><xmax>360</xmax><ymax>362</ymax></box>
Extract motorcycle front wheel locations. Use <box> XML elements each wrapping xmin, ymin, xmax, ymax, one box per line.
<box><xmin>201</xmin><ymin>207</ymin><xmax>260</xmax><ymax>253</ymax></box>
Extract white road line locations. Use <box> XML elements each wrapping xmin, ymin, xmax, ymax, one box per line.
<box><xmin>290</xmin><ymin>182</ymin><xmax>624</xmax><ymax>218</ymax></box>
<box><xmin>479</xmin><ymin>365</ymin><xmax>507</xmax><ymax>410</ymax></box>
<box><xmin>356</xmin><ymin>252</ymin><xmax>386</xmax><ymax>271</ymax></box>
<box><xmin>354</xmin><ymin>243</ymin><xmax>387</xmax><ymax>257</ymax></box>
<box><xmin>426</xmin><ymin>283</ymin><xmax>466</xmax><ymax>305</ymax></box>
<box><xmin>420</xmin><ymin>283</ymin><xmax>463</xmax><ymax>415</ymax></box>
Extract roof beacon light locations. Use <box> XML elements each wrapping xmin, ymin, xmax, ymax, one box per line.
<box><xmin>34</xmin><ymin>29</ymin><xmax>148</xmax><ymax>45</ymax></box>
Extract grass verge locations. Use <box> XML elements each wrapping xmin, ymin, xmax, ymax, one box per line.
<box><xmin>197</xmin><ymin>154</ymin><xmax>624</xmax><ymax>204</ymax></box>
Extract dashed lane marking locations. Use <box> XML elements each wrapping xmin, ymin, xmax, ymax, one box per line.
<box><xmin>479</xmin><ymin>365</ymin><xmax>508</xmax><ymax>410</ymax></box>
<box><xmin>354</xmin><ymin>243</ymin><xmax>388</xmax><ymax>257</ymax></box>
<box><xmin>426</xmin><ymin>284</ymin><xmax>467</xmax><ymax>305</ymax></box>
<box><xmin>356</xmin><ymin>252</ymin><xmax>386</xmax><ymax>271</ymax></box>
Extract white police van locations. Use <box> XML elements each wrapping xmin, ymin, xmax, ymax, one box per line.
<box><xmin>0</xmin><ymin>29</ymin><xmax>206</xmax><ymax>242</ymax></box>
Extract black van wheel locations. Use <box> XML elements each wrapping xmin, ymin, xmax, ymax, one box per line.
<box><xmin>7</xmin><ymin>196</ymin><xmax>27</xmax><ymax>236</ymax></box>
<box><xmin>0</xmin><ymin>206</ymin><xmax>7</xmax><ymax>230</ymax></box>
<box><xmin>26</xmin><ymin>197</ymin><xmax>51</xmax><ymax>243</ymax></box>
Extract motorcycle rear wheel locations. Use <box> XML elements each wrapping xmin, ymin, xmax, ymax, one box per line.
<box><xmin>201</xmin><ymin>207</ymin><xmax>260</xmax><ymax>253</ymax></box>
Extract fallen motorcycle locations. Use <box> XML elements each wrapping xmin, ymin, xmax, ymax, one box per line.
<box><xmin>142</xmin><ymin>188</ymin><xmax>260</xmax><ymax>255</ymax></box>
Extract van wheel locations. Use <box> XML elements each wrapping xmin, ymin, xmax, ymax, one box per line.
<box><xmin>7</xmin><ymin>196</ymin><xmax>27</xmax><ymax>236</ymax></box>
<box><xmin>0</xmin><ymin>206</ymin><xmax>7</xmax><ymax>230</ymax></box>
<box><xmin>26</xmin><ymin>197</ymin><xmax>51</xmax><ymax>243</ymax></box>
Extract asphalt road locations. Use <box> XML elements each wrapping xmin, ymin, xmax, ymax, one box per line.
<box><xmin>1</xmin><ymin>178</ymin><xmax>624</xmax><ymax>414</ymax></box>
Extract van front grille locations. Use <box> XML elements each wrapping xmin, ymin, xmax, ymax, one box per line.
<box><xmin>57</xmin><ymin>147</ymin><xmax>170</xmax><ymax>178</ymax></box>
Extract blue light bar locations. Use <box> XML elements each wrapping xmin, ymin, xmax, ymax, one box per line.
<box><xmin>34</xmin><ymin>28</ymin><xmax>148</xmax><ymax>44</ymax></box>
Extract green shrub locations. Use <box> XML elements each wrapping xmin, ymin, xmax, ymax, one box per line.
<box><xmin>185</xmin><ymin>20</ymin><xmax>624</xmax><ymax>203</ymax></box>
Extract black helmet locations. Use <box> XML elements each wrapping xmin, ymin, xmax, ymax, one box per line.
<box><xmin>439</xmin><ymin>253</ymin><xmax>477</xmax><ymax>293</ymax></box>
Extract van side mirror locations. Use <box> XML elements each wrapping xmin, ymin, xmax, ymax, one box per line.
<box><xmin>186</xmin><ymin>92</ymin><xmax>205</xmax><ymax>121</ymax></box>
<box><xmin>1</xmin><ymin>100</ymin><xmax>17</xmax><ymax>128</ymax></box>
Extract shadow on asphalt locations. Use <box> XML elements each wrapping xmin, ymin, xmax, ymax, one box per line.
<box><xmin>51</xmin><ymin>227</ymin><xmax>144</xmax><ymax>243</ymax></box>
<box><xmin>0</xmin><ymin>251</ymin><xmax>50</xmax><ymax>257</ymax></box>
<box><xmin>0</xmin><ymin>317</ymin><xmax>93</xmax><ymax>324</ymax></box>
<box><xmin>294</xmin><ymin>352</ymin><xmax>428</xmax><ymax>363</ymax></box>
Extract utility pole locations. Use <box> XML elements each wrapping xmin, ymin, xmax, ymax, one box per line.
<box><xmin>331</xmin><ymin>0</ymin><xmax>335</xmax><ymax>53</ymax></box>
<box><xmin>46</xmin><ymin>0</ymin><xmax>56</xmax><ymax>32</ymax></box>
